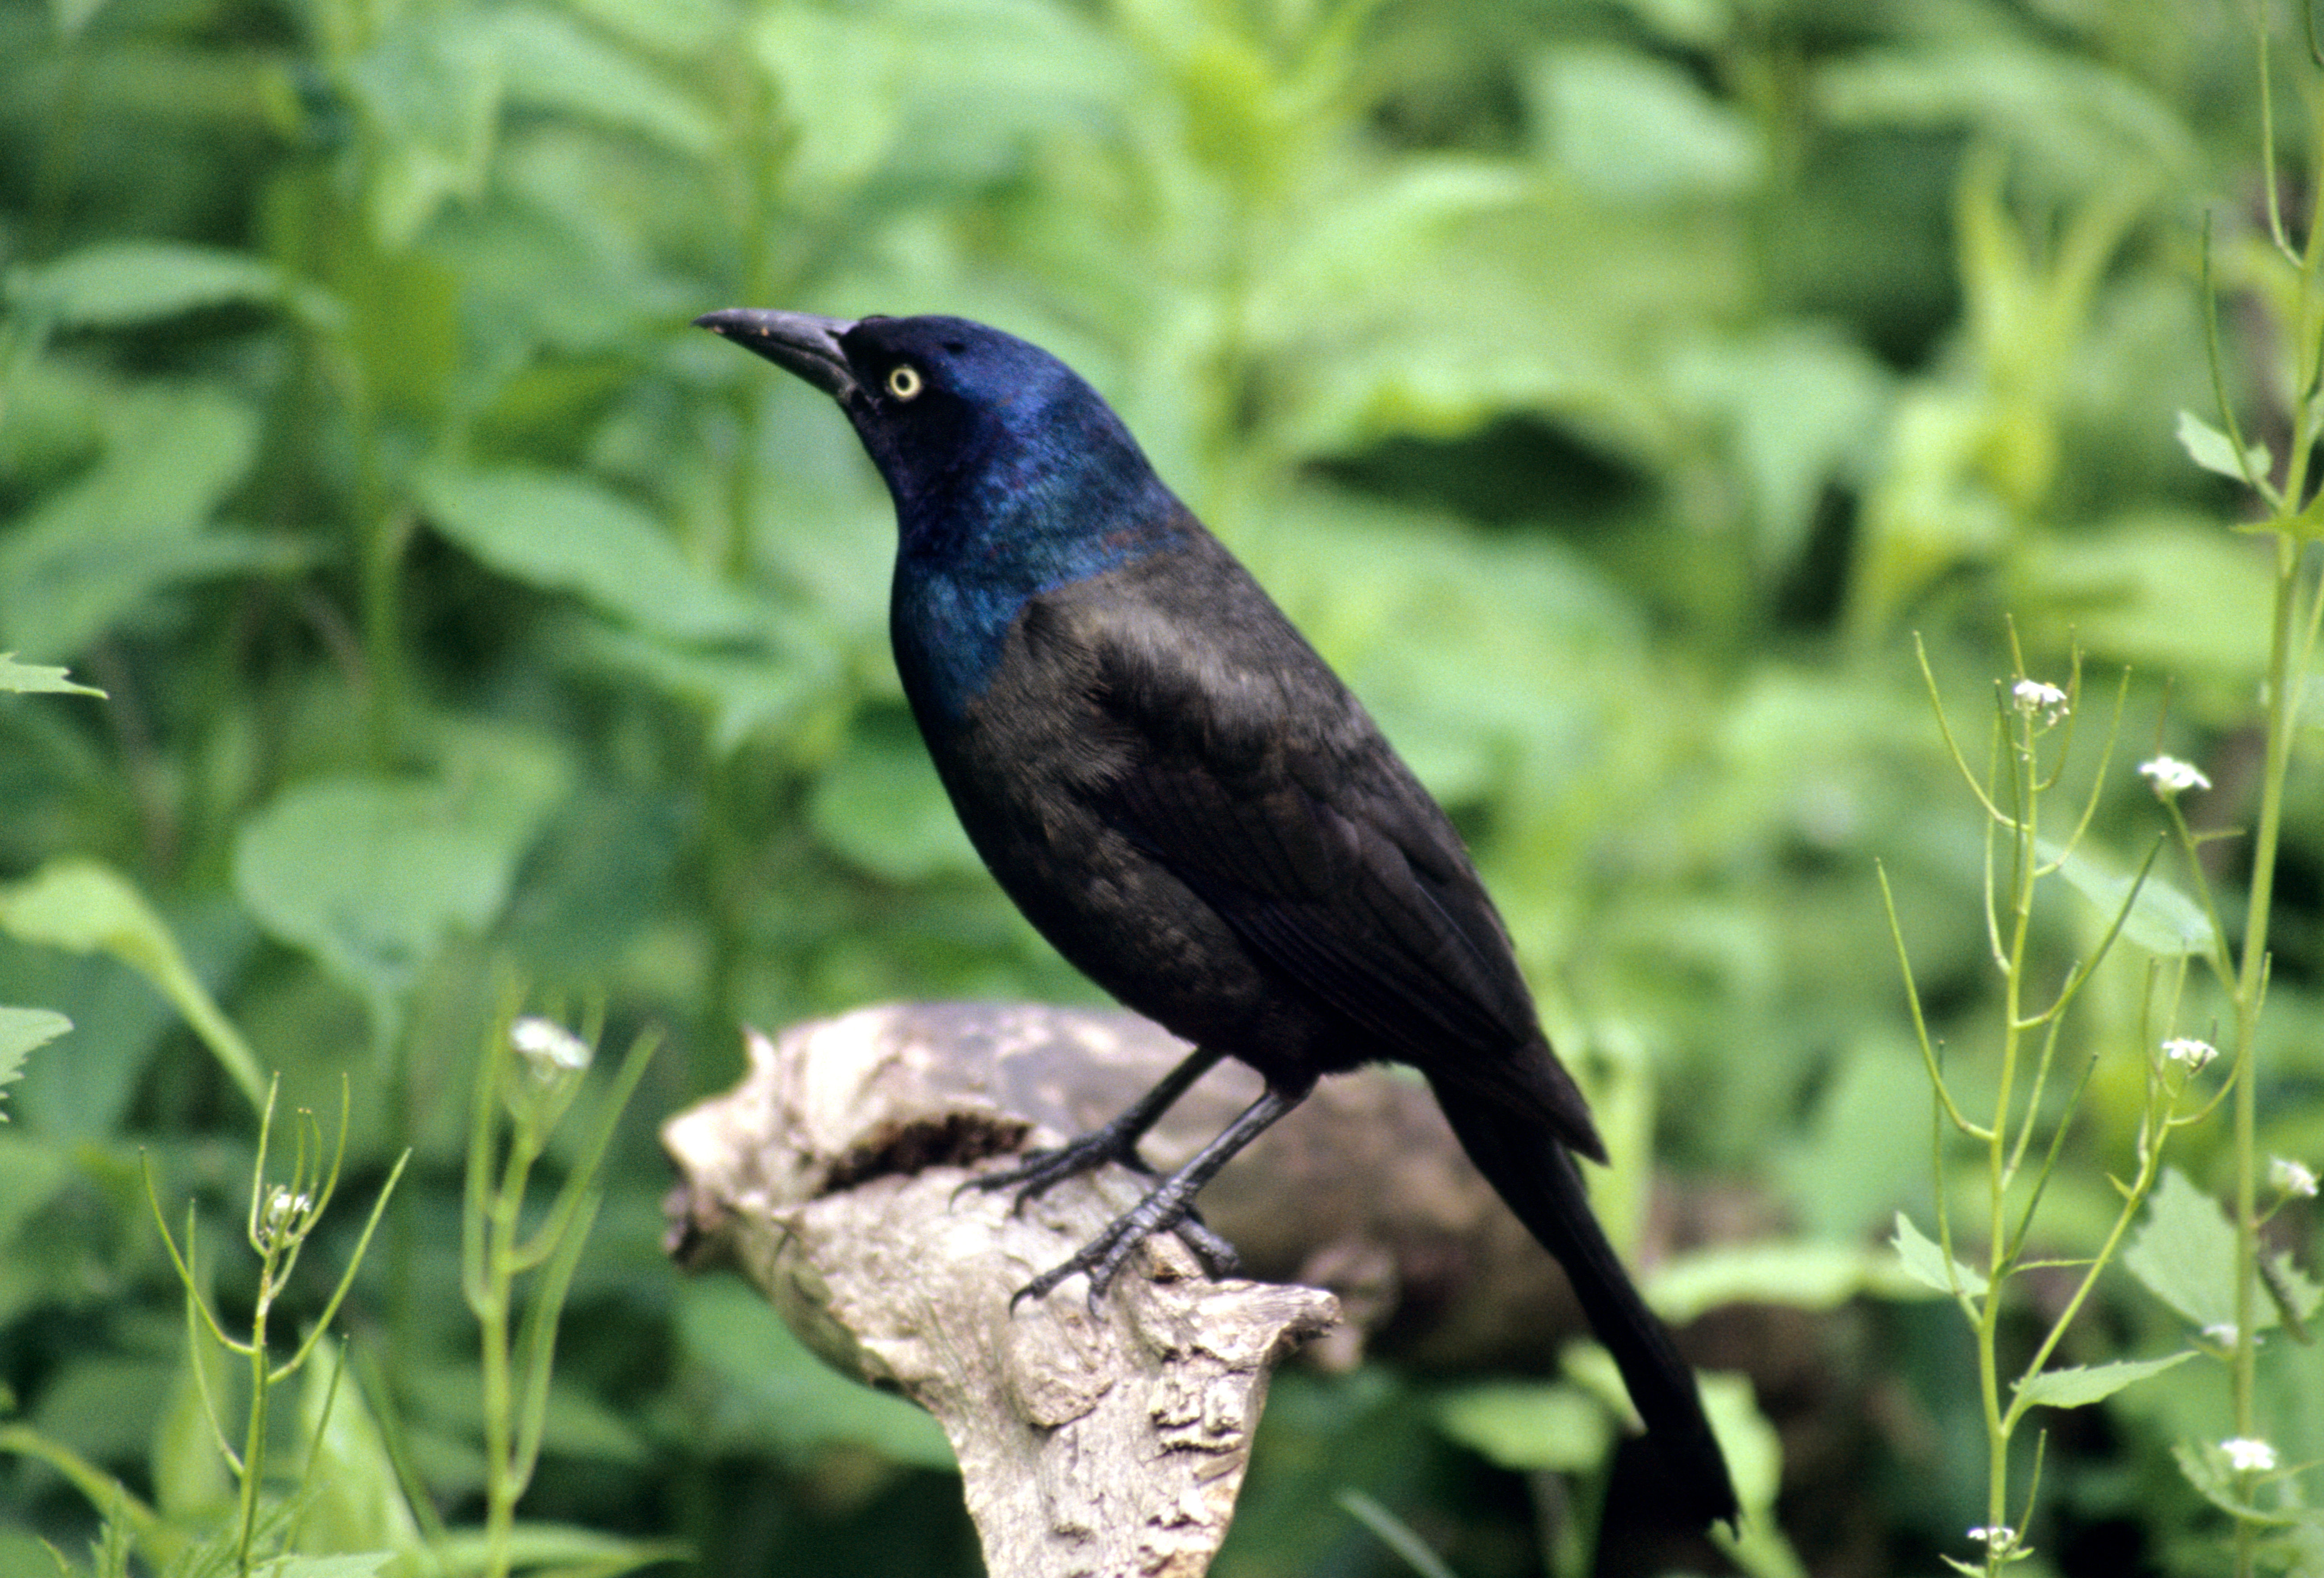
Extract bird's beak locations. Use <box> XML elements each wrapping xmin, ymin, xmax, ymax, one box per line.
<box><xmin>693</xmin><ymin>309</ymin><xmax>860</xmax><ymax>401</ymax></box>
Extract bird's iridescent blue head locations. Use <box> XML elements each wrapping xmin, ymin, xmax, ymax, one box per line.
<box><xmin>693</xmin><ymin>310</ymin><xmax>1183</xmax><ymax>569</ymax></box>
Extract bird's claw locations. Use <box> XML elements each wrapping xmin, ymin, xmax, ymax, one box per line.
<box><xmin>1003</xmin><ymin>1168</ymin><xmax>1234</xmax><ymax>1311</ymax></box>
<box><xmin>960</xmin><ymin>1122</ymin><xmax>1153</xmax><ymax>1214</ymax></box>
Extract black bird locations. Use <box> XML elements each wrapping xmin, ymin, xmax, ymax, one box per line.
<box><xmin>696</xmin><ymin>308</ymin><xmax>1739</xmax><ymax>1531</ymax></box>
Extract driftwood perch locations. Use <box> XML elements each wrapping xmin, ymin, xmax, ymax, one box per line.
<box><xmin>662</xmin><ymin>1003</ymin><xmax>1340</xmax><ymax>1578</ymax></box>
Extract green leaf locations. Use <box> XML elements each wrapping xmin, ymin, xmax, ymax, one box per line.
<box><xmin>348</xmin><ymin>13</ymin><xmax>505</xmax><ymax>247</ymax></box>
<box><xmin>296</xmin><ymin>1354</ymin><xmax>422</xmax><ymax>1554</ymax></box>
<box><xmin>252</xmin><ymin>1556</ymin><xmax>399</xmax><ymax>1578</ymax></box>
<box><xmin>1531</xmin><ymin>45</ymin><xmax>1764</xmax><ymax>200</ymax></box>
<box><xmin>1891</xmin><ymin>1212</ymin><xmax>1988</xmax><ymax>1298</ymax></box>
<box><xmin>424</xmin><ymin>1525</ymin><xmax>685</xmax><ymax>1578</ymax></box>
<box><xmin>675</xmin><ymin>1277</ymin><xmax>954</xmax><ymax>1470</ymax></box>
<box><xmin>2013</xmin><ymin>1351</ymin><xmax>2194</xmax><ymax>1409</ymax></box>
<box><xmin>2023</xmin><ymin>515</ymin><xmax>2274</xmax><ymax>680</ymax></box>
<box><xmin>5</xmin><ymin>242</ymin><xmax>313</xmax><ymax>328</ymax></box>
<box><xmin>2171</xmin><ymin>1439</ymin><xmax>2302</xmax><ymax>1527</ymax></box>
<box><xmin>0</xmin><ymin>383</ymin><xmax>294</xmax><ymax>663</ymax></box>
<box><xmin>1434</xmin><ymin>1381</ymin><xmax>1612</xmax><ymax>1473</ymax></box>
<box><xmin>1647</xmin><ymin>1239</ymin><xmax>1941</xmax><ymax>1324</ymax></box>
<box><xmin>751</xmin><ymin>3</ymin><xmax>901</xmax><ymax>199</ymax></box>
<box><xmin>0</xmin><ymin>1008</ymin><xmax>59</xmax><ymax>1118</ymax></box>
<box><xmin>233</xmin><ymin>747</ymin><xmax>567</xmax><ymax>1043</ymax></box>
<box><xmin>2175</xmin><ymin>409</ymin><xmax>2270</xmax><ymax>484</ymax></box>
<box><xmin>152</xmin><ymin>1345</ymin><xmax>233</xmax><ymax>1521</ymax></box>
<box><xmin>0</xmin><ymin>1007</ymin><xmax>68</xmax><ymax>1065</ymax></box>
<box><xmin>577</xmin><ymin>624</ymin><xmax>832</xmax><ymax>754</ymax></box>
<box><xmin>2122</xmin><ymin>1168</ymin><xmax>2251</xmax><ymax>1332</ymax></box>
<box><xmin>2040</xmin><ymin>839</ymin><xmax>2216</xmax><ymax>958</ymax></box>
<box><xmin>489</xmin><ymin>4</ymin><xmax>718</xmax><ymax>155</ymax></box>
<box><xmin>806</xmin><ymin>707</ymin><xmax>983</xmax><ymax>882</ymax></box>
<box><xmin>1699</xmin><ymin>1371</ymin><xmax>1787</xmax><ymax>1522</ymax></box>
<box><xmin>420</xmin><ymin>465</ymin><xmax>769</xmax><ymax>642</ymax></box>
<box><xmin>0</xmin><ymin>654</ymin><xmax>104</xmax><ymax>696</ymax></box>
<box><xmin>0</xmin><ymin>860</ymin><xmax>267</xmax><ymax>1111</ymax></box>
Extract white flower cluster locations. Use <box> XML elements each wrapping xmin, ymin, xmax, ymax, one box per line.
<box><xmin>2160</xmin><ymin>1036</ymin><xmax>2217</xmax><ymax>1073</ymax></box>
<box><xmin>512</xmin><ymin>1015</ymin><xmax>592</xmax><ymax>1076</ymax></box>
<box><xmin>2138</xmin><ymin>755</ymin><xmax>2211</xmax><ymax>796</ymax></box>
<box><xmin>2011</xmin><ymin>678</ymin><xmax>2069</xmax><ymax>726</ymax></box>
<box><xmin>2222</xmin><ymin>1437</ymin><xmax>2277</xmax><ymax>1474</ymax></box>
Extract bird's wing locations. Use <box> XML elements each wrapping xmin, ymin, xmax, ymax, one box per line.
<box><xmin>1070</xmin><ymin>590</ymin><xmax>1550</xmax><ymax>1079</ymax></box>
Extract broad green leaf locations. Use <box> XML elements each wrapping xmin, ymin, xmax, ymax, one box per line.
<box><xmin>6</xmin><ymin>242</ymin><xmax>302</xmax><ymax>328</ymax></box>
<box><xmin>0</xmin><ymin>1008</ymin><xmax>55</xmax><ymax>1118</ymax></box>
<box><xmin>0</xmin><ymin>654</ymin><xmax>103</xmax><ymax>696</ymax></box>
<box><xmin>2171</xmin><ymin>1439</ymin><xmax>2302</xmax><ymax>1527</ymax></box>
<box><xmin>1665</xmin><ymin>328</ymin><xmax>1892</xmax><ymax>568</ymax></box>
<box><xmin>348</xmin><ymin>14</ymin><xmax>504</xmax><ymax>247</ymax></box>
<box><xmin>807</xmin><ymin>707</ymin><xmax>982</xmax><ymax>882</ymax></box>
<box><xmin>2123</xmin><ymin>1168</ymin><xmax>2248</xmax><ymax>1332</ymax></box>
<box><xmin>1648</xmin><ymin>1239</ymin><xmax>1939</xmax><ymax>1324</ymax></box>
<box><xmin>425</xmin><ymin>1525</ymin><xmax>685</xmax><ymax>1578</ymax></box>
<box><xmin>752</xmin><ymin>2</ymin><xmax>902</xmax><ymax>199</ymax></box>
<box><xmin>0</xmin><ymin>383</ymin><xmax>293</xmax><ymax>662</ymax></box>
<box><xmin>153</xmin><ymin>1345</ymin><xmax>233</xmax><ymax>1521</ymax></box>
<box><xmin>1531</xmin><ymin>45</ymin><xmax>1764</xmax><ymax>200</ymax></box>
<box><xmin>0</xmin><ymin>1007</ymin><xmax>68</xmax><ymax>1065</ymax></box>
<box><xmin>2175</xmin><ymin>409</ymin><xmax>2269</xmax><ymax>484</ymax></box>
<box><xmin>1254</xmin><ymin>157</ymin><xmax>1532</xmax><ymax>339</ymax></box>
<box><xmin>2261</xmin><ymin>1251</ymin><xmax>2323</xmax><ymax>1332</ymax></box>
<box><xmin>886</xmin><ymin>0</ymin><xmax>1131</xmax><ymax>185</ymax></box>
<box><xmin>1816</xmin><ymin>44</ymin><xmax>2200</xmax><ymax>188</ymax></box>
<box><xmin>490</xmin><ymin>4</ymin><xmax>718</xmax><ymax>155</ymax></box>
<box><xmin>577</xmin><ymin>624</ymin><xmax>831</xmax><ymax>754</ymax></box>
<box><xmin>1699</xmin><ymin>1371</ymin><xmax>1786</xmax><ymax>1523</ymax></box>
<box><xmin>2013</xmin><ymin>1351</ymin><xmax>2194</xmax><ymax>1409</ymax></box>
<box><xmin>420</xmin><ymin>465</ymin><xmax>768</xmax><ymax>641</ymax></box>
<box><xmin>2023</xmin><ymin>516</ymin><xmax>2273</xmax><ymax>680</ymax></box>
<box><xmin>2039</xmin><ymin>839</ymin><xmax>2215</xmax><ymax>958</ymax></box>
<box><xmin>253</xmin><ymin>1556</ymin><xmax>398</xmax><ymax>1578</ymax></box>
<box><xmin>1891</xmin><ymin>1212</ymin><xmax>1988</xmax><ymax>1298</ymax></box>
<box><xmin>233</xmin><ymin>748</ymin><xmax>567</xmax><ymax>1042</ymax></box>
<box><xmin>0</xmin><ymin>860</ymin><xmax>267</xmax><ymax>1111</ymax></box>
<box><xmin>296</xmin><ymin>1354</ymin><xmax>422</xmax><ymax>1554</ymax></box>
<box><xmin>675</xmin><ymin>1276</ymin><xmax>954</xmax><ymax>1469</ymax></box>
<box><xmin>1435</xmin><ymin>1381</ymin><xmax>1611</xmax><ymax>1473</ymax></box>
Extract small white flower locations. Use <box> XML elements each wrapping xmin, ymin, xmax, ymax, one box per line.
<box><xmin>2271</xmin><ymin>1157</ymin><xmax>2320</xmax><ymax>1199</ymax></box>
<box><xmin>1966</xmin><ymin>1526</ymin><xmax>2019</xmax><ymax>1552</ymax></box>
<box><xmin>2139</xmin><ymin>755</ymin><xmax>2212</xmax><ymax>796</ymax></box>
<box><xmin>511</xmin><ymin>1016</ymin><xmax>591</xmax><ymax>1075</ymax></box>
<box><xmin>259</xmin><ymin>1186</ymin><xmax>311</xmax><ymax>1244</ymax></box>
<box><xmin>2011</xmin><ymin>679</ymin><xmax>2069</xmax><ymax>725</ymax></box>
<box><xmin>2222</xmin><ymin>1437</ymin><xmax>2278</xmax><ymax>1473</ymax></box>
<box><xmin>2203</xmin><ymin>1322</ymin><xmax>2241</xmax><ymax>1345</ymax></box>
<box><xmin>2161</xmin><ymin>1037</ymin><xmax>2218</xmax><ymax>1073</ymax></box>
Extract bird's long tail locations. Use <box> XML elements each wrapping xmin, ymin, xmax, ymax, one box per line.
<box><xmin>1426</xmin><ymin>1073</ymin><xmax>1739</xmax><ymax>1532</ymax></box>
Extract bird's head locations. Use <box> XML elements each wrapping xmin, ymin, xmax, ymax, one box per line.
<box><xmin>693</xmin><ymin>310</ymin><xmax>1171</xmax><ymax>545</ymax></box>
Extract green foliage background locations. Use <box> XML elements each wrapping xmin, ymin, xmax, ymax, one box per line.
<box><xmin>0</xmin><ymin>0</ymin><xmax>2318</xmax><ymax>1573</ymax></box>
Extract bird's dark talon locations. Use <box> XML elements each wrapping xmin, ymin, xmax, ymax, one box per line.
<box><xmin>1174</xmin><ymin>1215</ymin><xmax>1240</xmax><ymax>1279</ymax></box>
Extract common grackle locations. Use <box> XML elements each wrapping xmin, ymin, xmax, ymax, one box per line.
<box><xmin>696</xmin><ymin>308</ymin><xmax>1739</xmax><ymax>1531</ymax></box>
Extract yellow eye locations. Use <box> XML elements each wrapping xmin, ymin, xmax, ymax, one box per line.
<box><xmin>886</xmin><ymin>364</ymin><xmax>923</xmax><ymax>400</ymax></box>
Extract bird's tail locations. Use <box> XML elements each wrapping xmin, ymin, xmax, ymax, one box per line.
<box><xmin>1425</xmin><ymin>1073</ymin><xmax>1739</xmax><ymax>1532</ymax></box>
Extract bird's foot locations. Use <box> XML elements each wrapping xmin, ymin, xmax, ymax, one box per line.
<box><xmin>963</xmin><ymin>1118</ymin><xmax>1153</xmax><ymax>1212</ymax></box>
<box><xmin>1009</xmin><ymin>1168</ymin><xmax>1237</xmax><ymax>1313</ymax></box>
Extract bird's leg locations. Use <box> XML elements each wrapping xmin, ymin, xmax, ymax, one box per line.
<box><xmin>1012</xmin><ymin>1084</ymin><xmax>1304</xmax><ymax>1311</ymax></box>
<box><xmin>969</xmin><ymin>1042</ymin><xmax>1228</xmax><ymax>1205</ymax></box>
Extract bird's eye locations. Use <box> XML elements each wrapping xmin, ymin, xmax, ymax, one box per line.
<box><xmin>886</xmin><ymin>364</ymin><xmax>924</xmax><ymax>400</ymax></box>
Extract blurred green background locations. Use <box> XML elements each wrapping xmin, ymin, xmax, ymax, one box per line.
<box><xmin>2</xmin><ymin>0</ymin><xmax>2319</xmax><ymax>1573</ymax></box>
